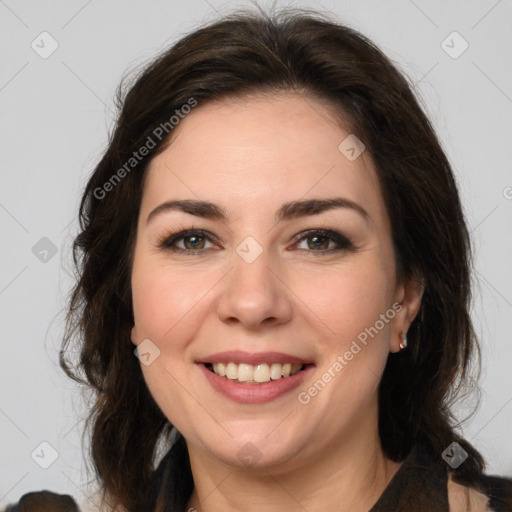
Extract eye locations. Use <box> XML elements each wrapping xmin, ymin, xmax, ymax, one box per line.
<box><xmin>158</xmin><ymin>229</ymin><xmax>219</xmax><ymax>254</ymax></box>
<box><xmin>292</xmin><ymin>229</ymin><xmax>354</xmax><ymax>254</ymax></box>
<box><xmin>157</xmin><ymin>228</ymin><xmax>354</xmax><ymax>256</ymax></box>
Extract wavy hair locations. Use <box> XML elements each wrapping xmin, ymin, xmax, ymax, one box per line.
<box><xmin>61</xmin><ymin>7</ymin><xmax>483</xmax><ymax>511</ymax></box>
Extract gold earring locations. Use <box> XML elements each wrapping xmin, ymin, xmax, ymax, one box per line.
<box><xmin>399</xmin><ymin>332</ymin><xmax>408</xmax><ymax>350</ymax></box>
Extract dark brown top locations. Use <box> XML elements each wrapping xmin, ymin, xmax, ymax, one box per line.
<box><xmin>5</xmin><ymin>440</ymin><xmax>512</xmax><ymax>511</ymax></box>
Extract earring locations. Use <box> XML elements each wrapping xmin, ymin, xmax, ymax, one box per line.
<box><xmin>399</xmin><ymin>332</ymin><xmax>408</xmax><ymax>350</ymax></box>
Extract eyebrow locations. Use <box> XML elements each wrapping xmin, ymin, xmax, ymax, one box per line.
<box><xmin>146</xmin><ymin>197</ymin><xmax>369</xmax><ymax>225</ymax></box>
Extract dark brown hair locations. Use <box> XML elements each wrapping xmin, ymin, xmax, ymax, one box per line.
<box><xmin>61</xmin><ymin>7</ymin><xmax>483</xmax><ymax>511</ymax></box>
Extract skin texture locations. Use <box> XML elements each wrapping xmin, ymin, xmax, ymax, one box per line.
<box><xmin>130</xmin><ymin>92</ymin><xmax>423</xmax><ymax>512</ymax></box>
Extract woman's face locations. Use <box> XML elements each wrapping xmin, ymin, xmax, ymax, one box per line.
<box><xmin>131</xmin><ymin>92</ymin><xmax>420</xmax><ymax>470</ymax></box>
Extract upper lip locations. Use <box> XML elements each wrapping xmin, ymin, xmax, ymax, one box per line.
<box><xmin>196</xmin><ymin>351</ymin><xmax>313</xmax><ymax>365</ymax></box>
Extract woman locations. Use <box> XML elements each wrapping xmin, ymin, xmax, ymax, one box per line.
<box><xmin>6</xmin><ymin>7</ymin><xmax>511</xmax><ymax>512</ymax></box>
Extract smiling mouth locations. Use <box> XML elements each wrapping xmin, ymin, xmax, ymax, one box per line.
<box><xmin>204</xmin><ymin>362</ymin><xmax>307</xmax><ymax>384</ymax></box>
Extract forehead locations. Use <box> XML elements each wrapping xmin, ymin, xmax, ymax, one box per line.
<box><xmin>142</xmin><ymin>93</ymin><xmax>386</xmax><ymax>224</ymax></box>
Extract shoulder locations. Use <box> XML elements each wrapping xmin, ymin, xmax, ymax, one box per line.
<box><xmin>448</xmin><ymin>472</ymin><xmax>512</xmax><ymax>512</ymax></box>
<box><xmin>2</xmin><ymin>490</ymin><xmax>81</xmax><ymax>511</ymax></box>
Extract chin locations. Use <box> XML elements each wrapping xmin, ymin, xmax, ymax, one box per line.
<box><xmin>196</xmin><ymin>428</ymin><xmax>309</xmax><ymax>471</ymax></box>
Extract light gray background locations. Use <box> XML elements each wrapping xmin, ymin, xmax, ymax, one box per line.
<box><xmin>1</xmin><ymin>0</ymin><xmax>511</xmax><ymax>509</ymax></box>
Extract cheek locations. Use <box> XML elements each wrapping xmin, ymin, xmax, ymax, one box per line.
<box><xmin>130</xmin><ymin>259</ymin><xmax>210</xmax><ymax>427</ymax></box>
<box><xmin>295</xmin><ymin>267</ymin><xmax>394</xmax><ymax>408</ymax></box>
<box><xmin>292</xmin><ymin>259</ymin><xmax>394</xmax><ymax>344</ymax></box>
<box><xmin>131</xmin><ymin>258</ymin><xmax>213</xmax><ymax>344</ymax></box>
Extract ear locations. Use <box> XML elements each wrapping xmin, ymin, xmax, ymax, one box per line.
<box><xmin>131</xmin><ymin>325</ymin><xmax>140</xmax><ymax>347</ymax></box>
<box><xmin>390</xmin><ymin>274</ymin><xmax>424</xmax><ymax>353</ymax></box>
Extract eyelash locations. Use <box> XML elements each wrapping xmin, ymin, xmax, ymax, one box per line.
<box><xmin>157</xmin><ymin>228</ymin><xmax>355</xmax><ymax>256</ymax></box>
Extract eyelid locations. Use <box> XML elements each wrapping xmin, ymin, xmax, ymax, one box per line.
<box><xmin>157</xmin><ymin>228</ymin><xmax>220</xmax><ymax>249</ymax></box>
<box><xmin>291</xmin><ymin>228</ymin><xmax>354</xmax><ymax>253</ymax></box>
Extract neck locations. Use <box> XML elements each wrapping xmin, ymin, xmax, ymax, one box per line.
<box><xmin>185</xmin><ymin>403</ymin><xmax>402</xmax><ymax>512</ymax></box>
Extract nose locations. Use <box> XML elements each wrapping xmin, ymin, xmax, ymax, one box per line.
<box><xmin>216</xmin><ymin>252</ymin><xmax>293</xmax><ymax>331</ymax></box>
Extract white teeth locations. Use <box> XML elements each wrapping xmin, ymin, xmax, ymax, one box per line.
<box><xmin>226</xmin><ymin>362</ymin><xmax>238</xmax><ymax>380</ymax></box>
<box><xmin>237</xmin><ymin>364</ymin><xmax>253</xmax><ymax>382</ymax></box>
<box><xmin>213</xmin><ymin>362</ymin><xmax>226</xmax><ymax>377</ymax></box>
<box><xmin>270</xmin><ymin>363</ymin><xmax>282</xmax><ymax>380</ymax></box>
<box><xmin>209</xmin><ymin>361</ymin><xmax>304</xmax><ymax>383</ymax></box>
<box><xmin>254</xmin><ymin>363</ymin><xmax>270</xmax><ymax>383</ymax></box>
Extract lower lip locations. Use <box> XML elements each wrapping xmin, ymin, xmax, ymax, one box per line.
<box><xmin>198</xmin><ymin>363</ymin><xmax>314</xmax><ymax>404</ymax></box>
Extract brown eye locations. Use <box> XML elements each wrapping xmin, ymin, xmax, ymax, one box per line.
<box><xmin>306</xmin><ymin>234</ymin><xmax>330</xmax><ymax>251</ymax></box>
<box><xmin>294</xmin><ymin>229</ymin><xmax>353</xmax><ymax>254</ymax></box>
<box><xmin>159</xmin><ymin>229</ymin><xmax>218</xmax><ymax>253</ymax></box>
<box><xmin>182</xmin><ymin>234</ymin><xmax>206</xmax><ymax>250</ymax></box>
